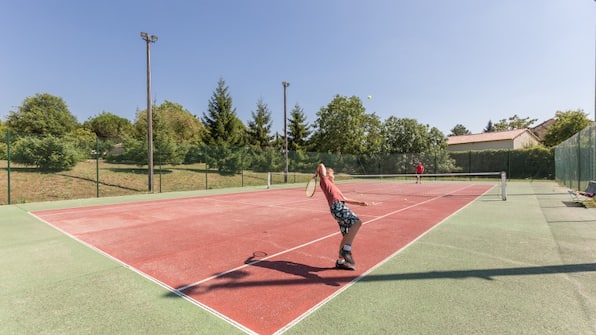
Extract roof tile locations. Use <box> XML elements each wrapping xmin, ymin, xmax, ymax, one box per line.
<box><xmin>447</xmin><ymin>129</ymin><xmax>531</xmax><ymax>145</ymax></box>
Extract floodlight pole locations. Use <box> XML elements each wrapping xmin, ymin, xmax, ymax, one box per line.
<box><xmin>282</xmin><ymin>81</ymin><xmax>290</xmax><ymax>183</ymax></box>
<box><xmin>141</xmin><ymin>32</ymin><xmax>158</xmax><ymax>192</ymax></box>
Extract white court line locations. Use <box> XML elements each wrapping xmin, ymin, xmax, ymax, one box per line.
<box><xmin>176</xmin><ymin>183</ymin><xmax>480</xmax><ymax>291</ymax></box>
<box><xmin>30</xmin><ymin>182</ymin><xmax>493</xmax><ymax>335</ymax></box>
<box><xmin>276</xmin><ymin>183</ymin><xmax>495</xmax><ymax>335</ymax></box>
<box><xmin>29</xmin><ymin>211</ymin><xmax>260</xmax><ymax>335</ymax></box>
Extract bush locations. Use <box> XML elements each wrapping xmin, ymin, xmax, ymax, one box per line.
<box><xmin>11</xmin><ymin>135</ymin><xmax>84</xmax><ymax>171</ymax></box>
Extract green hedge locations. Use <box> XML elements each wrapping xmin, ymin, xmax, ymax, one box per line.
<box><xmin>449</xmin><ymin>147</ymin><xmax>554</xmax><ymax>179</ymax></box>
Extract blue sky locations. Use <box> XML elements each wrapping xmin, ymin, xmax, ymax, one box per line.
<box><xmin>1</xmin><ymin>0</ymin><xmax>595</xmax><ymax>135</ymax></box>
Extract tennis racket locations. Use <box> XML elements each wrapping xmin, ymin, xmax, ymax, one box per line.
<box><xmin>305</xmin><ymin>175</ymin><xmax>317</xmax><ymax>197</ymax></box>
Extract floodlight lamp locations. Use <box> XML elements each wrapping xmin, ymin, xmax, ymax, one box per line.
<box><xmin>140</xmin><ymin>32</ymin><xmax>148</xmax><ymax>39</ymax></box>
<box><xmin>150</xmin><ymin>35</ymin><xmax>158</xmax><ymax>42</ymax></box>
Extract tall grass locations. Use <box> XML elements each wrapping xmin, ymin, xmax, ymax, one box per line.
<box><xmin>0</xmin><ymin>160</ymin><xmax>271</xmax><ymax>205</ymax></box>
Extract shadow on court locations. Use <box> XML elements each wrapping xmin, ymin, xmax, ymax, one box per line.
<box><xmin>167</xmin><ymin>262</ymin><xmax>596</xmax><ymax>297</ymax></box>
<box><xmin>359</xmin><ymin>262</ymin><xmax>596</xmax><ymax>282</ymax></box>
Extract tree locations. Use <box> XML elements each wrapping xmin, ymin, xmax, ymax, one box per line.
<box><xmin>155</xmin><ymin>101</ymin><xmax>203</xmax><ymax>144</ymax></box>
<box><xmin>287</xmin><ymin>103</ymin><xmax>311</xmax><ymax>151</ymax></box>
<box><xmin>7</xmin><ymin>93</ymin><xmax>79</xmax><ymax>137</ymax></box>
<box><xmin>310</xmin><ymin>95</ymin><xmax>373</xmax><ymax>155</ymax></box>
<box><xmin>449</xmin><ymin>124</ymin><xmax>471</xmax><ymax>136</ymax></box>
<box><xmin>542</xmin><ymin>109</ymin><xmax>592</xmax><ymax>147</ymax></box>
<box><xmin>483</xmin><ymin>120</ymin><xmax>495</xmax><ymax>133</ymax></box>
<box><xmin>67</xmin><ymin>127</ymin><xmax>98</xmax><ymax>159</ymax></box>
<box><xmin>201</xmin><ymin>79</ymin><xmax>246</xmax><ymax>174</ymax></box>
<box><xmin>362</xmin><ymin>113</ymin><xmax>383</xmax><ymax>155</ymax></box>
<box><xmin>0</xmin><ymin>121</ymin><xmax>6</xmax><ymax>160</ymax></box>
<box><xmin>380</xmin><ymin>116</ymin><xmax>452</xmax><ymax>173</ymax></box>
<box><xmin>82</xmin><ymin>112</ymin><xmax>133</xmax><ymax>158</ymax></box>
<box><xmin>428</xmin><ymin>127</ymin><xmax>448</xmax><ymax>151</ymax></box>
<box><xmin>134</xmin><ymin>100</ymin><xmax>203</xmax><ymax>144</ymax></box>
<box><xmin>246</xmin><ymin>98</ymin><xmax>273</xmax><ymax>147</ymax></box>
<box><xmin>123</xmin><ymin>101</ymin><xmax>203</xmax><ymax>165</ymax></box>
<box><xmin>244</xmin><ymin>99</ymin><xmax>278</xmax><ymax>172</ymax></box>
<box><xmin>381</xmin><ymin>117</ymin><xmax>431</xmax><ymax>154</ymax></box>
<box><xmin>493</xmin><ymin>115</ymin><xmax>537</xmax><ymax>131</ymax></box>
<box><xmin>426</xmin><ymin>126</ymin><xmax>453</xmax><ymax>173</ymax></box>
<box><xmin>286</xmin><ymin>103</ymin><xmax>315</xmax><ymax>172</ymax></box>
<box><xmin>154</xmin><ymin>101</ymin><xmax>204</xmax><ymax>165</ymax></box>
<box><xmin>202</xmin><ymin>79</ymin><xmax>245</xmax><ymax>146</ymax></box>
<box><xmin>11</xmin><ymin>135</ymin><xmax>83</xmax><ymax>171</ymax></box>
<box><xmin>83</xmin><ymin>112</ymin><xmax>133</xmax><ymax>141</ymax></box>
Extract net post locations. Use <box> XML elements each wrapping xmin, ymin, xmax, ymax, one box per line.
<box><xmin>501</xmin><ymin>171</ymin><xmax>507</xmax><ymax>201</ymax></box>
<box><xmin>267</xmin><ymin>172</ymin><xmax>271</xmax><ymax>189</ymax></box>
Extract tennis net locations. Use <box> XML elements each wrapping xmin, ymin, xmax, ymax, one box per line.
<box><xmin>267</xmin><ymin>171</ymin><xmax>507</xmax><ymax>201</ymax></box>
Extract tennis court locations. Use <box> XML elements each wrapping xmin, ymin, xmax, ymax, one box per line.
<box><xmin>2</xmin><ymin>179</ymin><xmax>595</xmax><ymax>334</ymax></box>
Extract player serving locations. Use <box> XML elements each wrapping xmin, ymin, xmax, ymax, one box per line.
<box><xmin>315</xmin><ymin>163</ymin><xmax>369</xmax><ymax>270</ymax></box>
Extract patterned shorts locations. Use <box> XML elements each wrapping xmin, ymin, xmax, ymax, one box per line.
<box><xmin>330</xmin><ymin>201</ymin><xmax>360</xmax><ymax>236</ymax></box>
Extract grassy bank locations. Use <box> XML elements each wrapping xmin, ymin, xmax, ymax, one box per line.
<box><xmin>0</xmin><ymin>160</ymin><xmax>272</xmax><ymax>205</ymax></box>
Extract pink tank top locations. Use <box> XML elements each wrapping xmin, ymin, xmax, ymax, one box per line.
<box><xmin>319</xmin><ymin>176</ymin><xmax>344</xmax><ymax>207</ymax></box>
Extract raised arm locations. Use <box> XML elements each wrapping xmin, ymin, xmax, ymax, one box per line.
<box><xmin>315</xmin><ymin>163</ymin><xmax>327</xmax><ymax>178</ymax></box>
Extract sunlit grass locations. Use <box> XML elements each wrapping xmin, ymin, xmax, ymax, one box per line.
<box><xmin>0</xmin><ymin>160</ymin><xmax>271</xmax><ymax>205</ymax></box>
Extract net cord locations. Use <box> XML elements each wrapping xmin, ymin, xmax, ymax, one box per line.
<box><xmin>267</xmin><ymin>171</ymin><xmax>507</xmax><ymax>201</ymax></box>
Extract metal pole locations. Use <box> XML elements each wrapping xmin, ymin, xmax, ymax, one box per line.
<box><xmin>96</xmin><ymin>136</ymin><xmax>99</xmax><ymax>198</ymax></box>
<box><xmin>6</xmin><ymin>130</ymin><xmax>10</xmax><ymax>205</ymax></box>
<box><xmin>141</xmin><ymin>32</ymin><xmax>158</xmax><ymax>192</ymax></box>
<box><xmin>593</xmin><ymin>24</ymin><xmax>596</xmax><ymax>181</ymax></box>
<box><xmin>146</xmin><ymin>38</ymin><xmax>153</xmax><ymax>193</ymax></box>
<box><xmin>282</xmin><ymin>81</ymin><xmax>290</xmax><ymax>183</ymax></box>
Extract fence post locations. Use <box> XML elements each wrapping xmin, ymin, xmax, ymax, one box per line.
<box><xmin>577</xmin><ymin>131</ymin><xmax>581</xmax><ymax>191</ymax></box>
<box><xmin>95</xmin><ymin>136</ymin><xmax>99</xmax><ymax>198</ymax></box>
<box><xmin>6</xmin><ymin>130</ymin><xmax>11</xmax><ymax>205</ymax></box>
<box><xmin>507</xmin><ymin>150</ymin><xmax>511</xmax><ymax>179</ymax></box>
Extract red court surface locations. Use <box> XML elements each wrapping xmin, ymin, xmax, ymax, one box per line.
<box><xmin>31</xmin><ymin>181</ymin><xmax>493</xmax><ymax>335</ymax></box>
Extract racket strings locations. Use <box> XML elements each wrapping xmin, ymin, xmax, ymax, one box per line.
<box><xmin>305</xmin><ymin>177</ymin><xmax>317</xmax><ymax>197</ymax></box>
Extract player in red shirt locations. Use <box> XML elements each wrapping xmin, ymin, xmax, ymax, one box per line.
<box><xmin>415</xmin><ymin>162</ymin><xmax>425</xmax><ymax>184</ymax></box>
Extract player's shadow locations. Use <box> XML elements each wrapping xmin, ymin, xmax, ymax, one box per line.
<box><xmin>170</xmin><ymin>257</ymin><xmax>341</xmax><ymax>296</ymax></box>
<box><xmin>243</xmin><ymin>255</ymin><xmax>340</xmax><ymax>287</ymax></box>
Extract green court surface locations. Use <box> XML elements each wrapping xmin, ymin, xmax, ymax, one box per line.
<box><xmin>1</xmin><ymin>181</ymin><xmax>595</xmax><ymax>335</ymax></box>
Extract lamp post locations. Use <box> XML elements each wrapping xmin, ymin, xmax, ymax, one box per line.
<box><xmin>282</xmin><ymin>81</ymin><xmax>290</xmax><ymax>183</ymax></box>
<box><xmin>140</xmin><ymin>32</ymin><xmax>158</xmax><ymax>192</ymax></box>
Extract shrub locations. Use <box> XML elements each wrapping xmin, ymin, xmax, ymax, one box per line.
<box><xmin>11</xmin><ymin>135</ymin><xmax>84</xmax><ymax>171</ymax></box>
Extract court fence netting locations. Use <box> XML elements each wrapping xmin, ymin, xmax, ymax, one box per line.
<box><xmin>555</xmin><ymin>123</ymin><xmax>596</xmax><ymax>192</ymax></box>
<box><xmin>267</xmin><ymin>171</ymin><xmax>508</xmax><ymax>201</ymax></box>
<box><xmin>0</xmin><ymin>129</ymin><xmax>556</xmax><ymax>204</ymax></box>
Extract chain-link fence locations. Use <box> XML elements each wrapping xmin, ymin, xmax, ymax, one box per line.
<box><xmin>449</xmin><ymin>147</ymin><xmax>554</xmax><ymax>180</ymax></box>
<box><xmin>555</xmin><ymin>124</ymin><xmax>596</xmax><ymax>191</ymax></box>
<box><xmin>0</xmin><ymin>130</ymin><xmax>555</xmax><ymax>205</ymax></box>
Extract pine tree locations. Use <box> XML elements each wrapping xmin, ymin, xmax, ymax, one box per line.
<box><xmin>483</xmin><ymin>120</ymin><xmax>495</xmax><ymax>133</ymax></box>
<box><xmin>201</xmin><ymin>79</ymin><xmax>246</xmax><ymax>175</ymax></box>
<box><xmin>287</xmin><ymin>103</ymin><xmax>311</xmax><ymax>151</ymax></box>
<box><xmin>202</xmin><ymin>79</ymin><xmax>245</xmax><ymax>146</ymax></box>
<box><xmin>246</xmin><ymin>98</ymin><xmax>273</xmax><ymax>147</ymax></box>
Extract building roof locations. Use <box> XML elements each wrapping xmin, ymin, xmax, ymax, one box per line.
<box><xmin>531</xmin><ymin>118</ymin><xmax>555</xmax><ymax>141</ymax></box>
<box><xmin>447</xmin><ymin>129</ymin><xmax>538</xmax><ymax>145</ymax></box>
